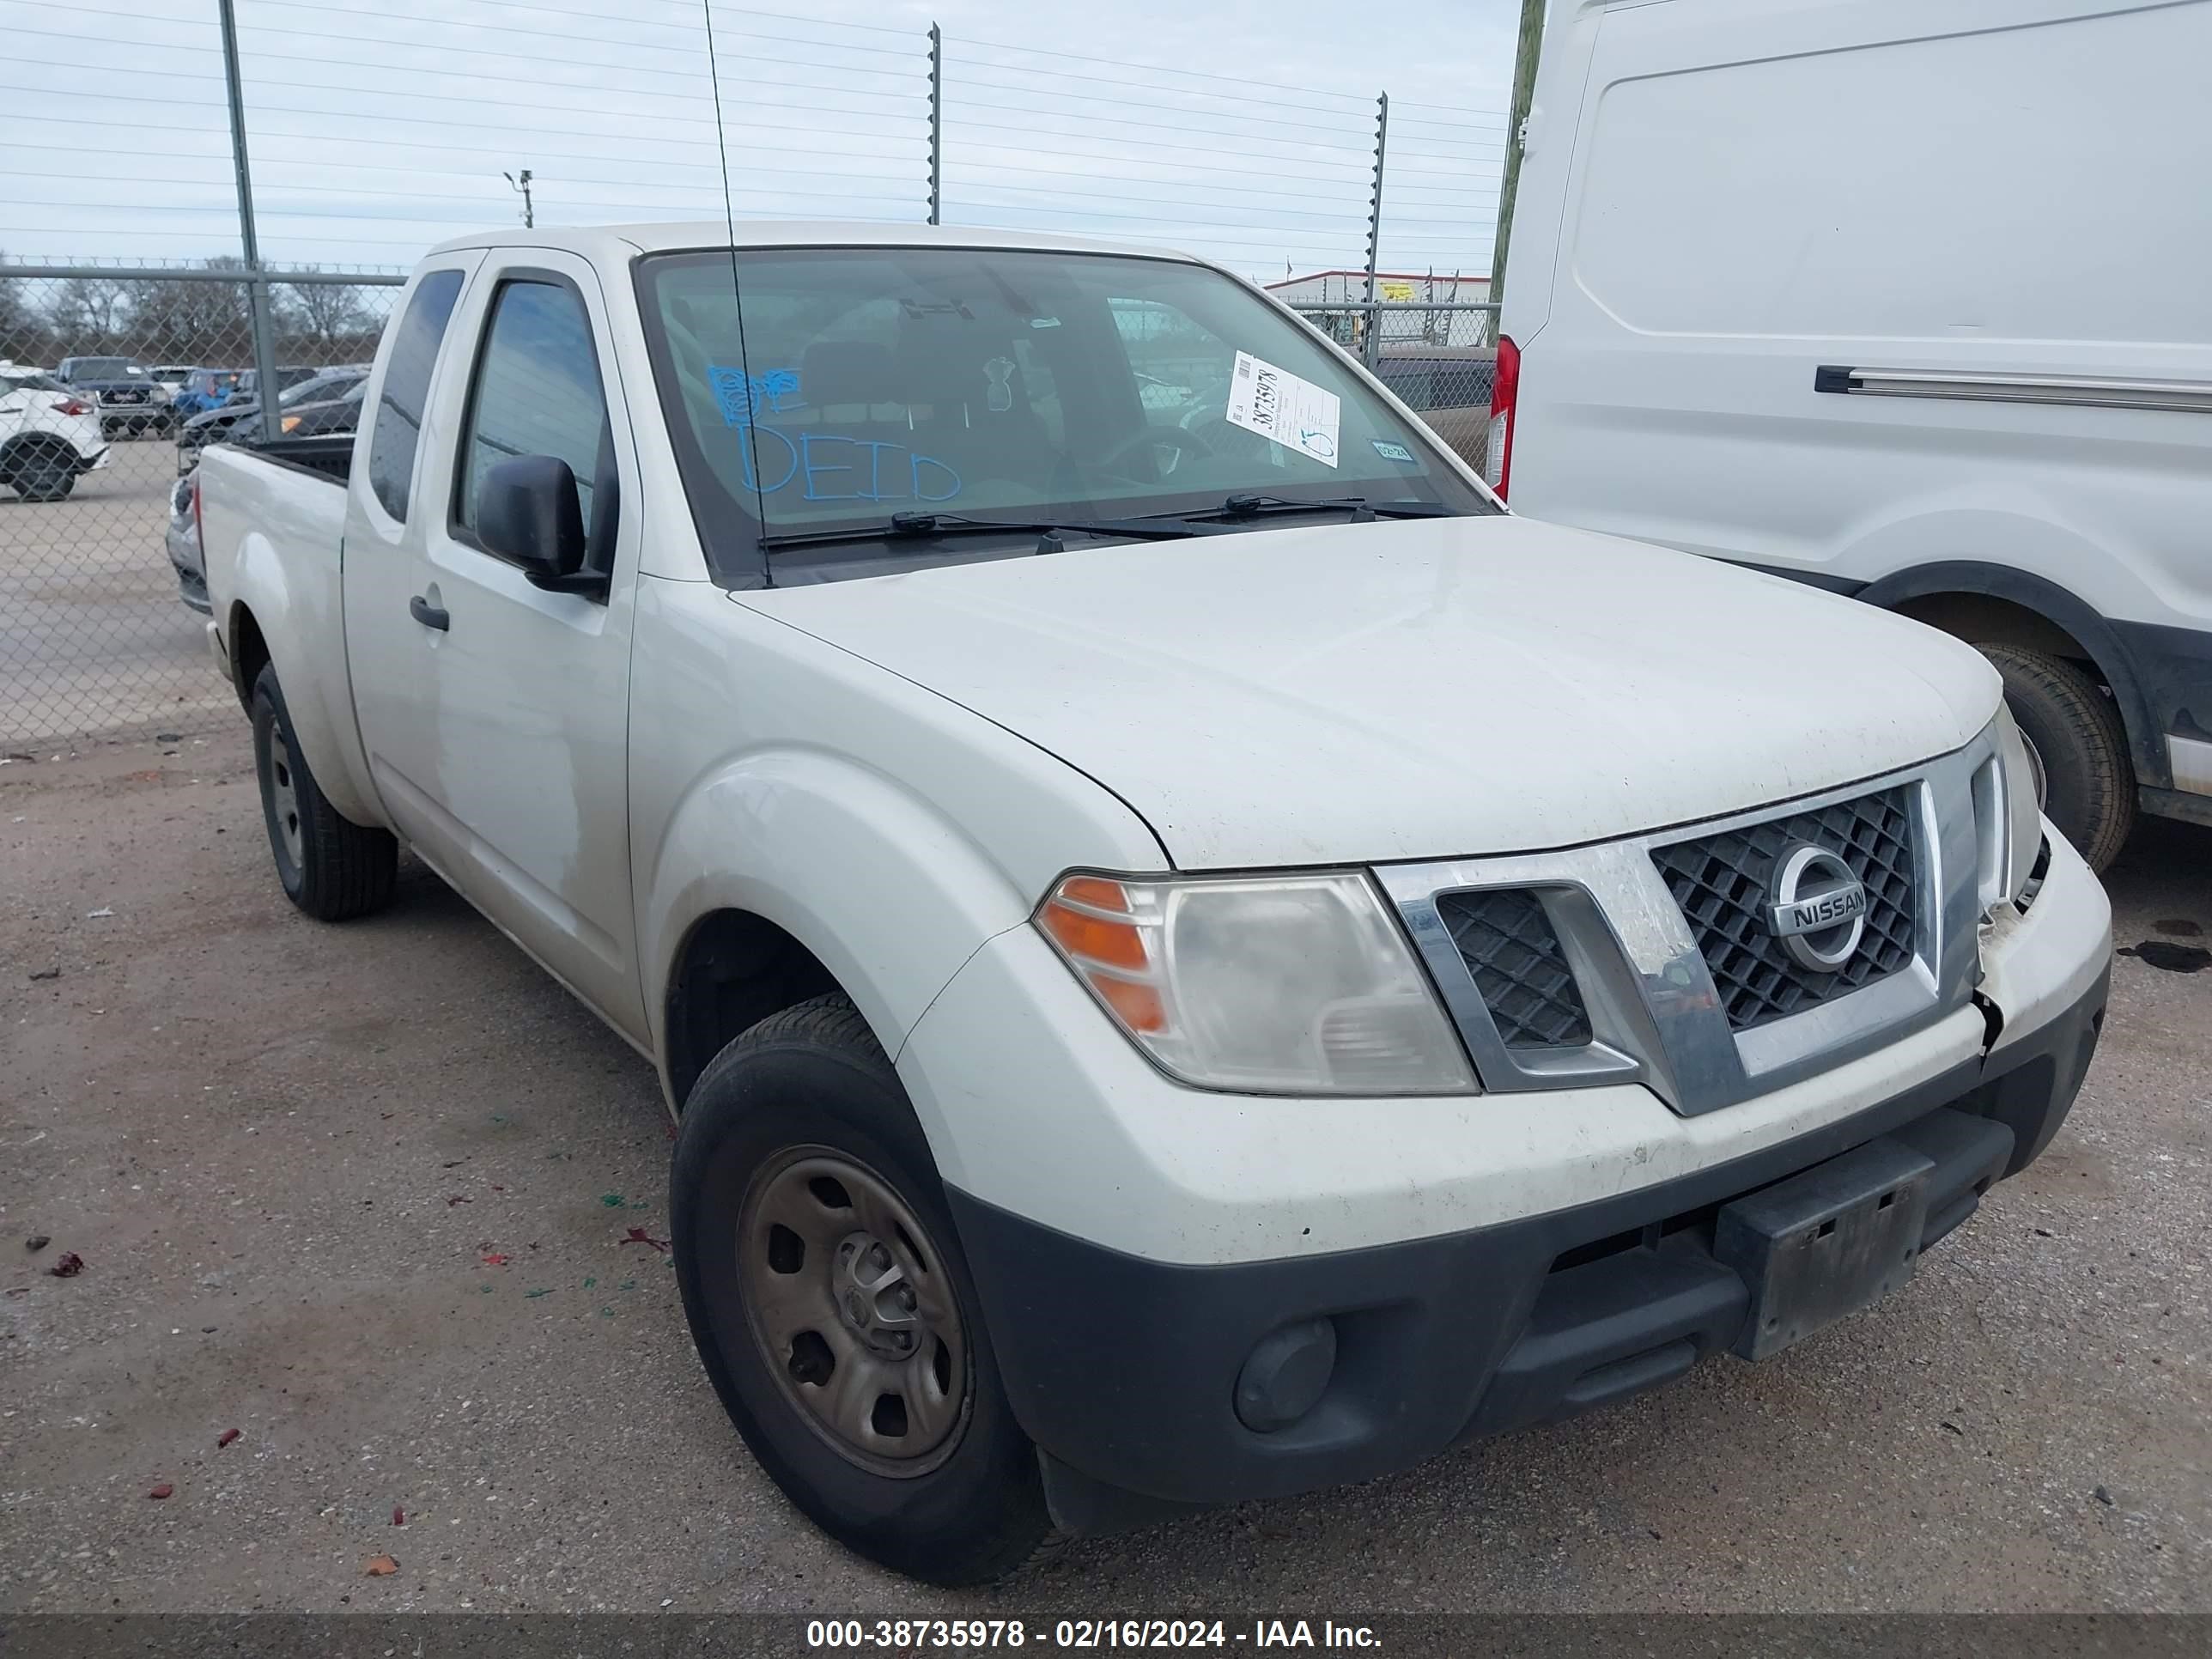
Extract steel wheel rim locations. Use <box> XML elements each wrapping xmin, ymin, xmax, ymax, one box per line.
<box><xmin>263</xmin><ymin>725</ymin><xmax>303</xmax><ymax>871</ymax></box>
<box><xmin>737</xmin><ymin>1146</ymin><xmax>972</xmax><ymax>1477</ymax></box>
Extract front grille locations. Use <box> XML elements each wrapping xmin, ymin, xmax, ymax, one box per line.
<box><xmin>1651</xmin><ymin>787</ymin><xmax>1917</xmax><ymax>1033</ymax></box>
<box><xmin>1435</xmin><ymin>887</ymin><xmax>1592</xmax><ymax>1049</ymax></box>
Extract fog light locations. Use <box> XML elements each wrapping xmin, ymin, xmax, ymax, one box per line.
<box><xmin>1234</xmin><ymin>1317</ymin><xmax>1337</xmax><ymax>1432</ymax></box>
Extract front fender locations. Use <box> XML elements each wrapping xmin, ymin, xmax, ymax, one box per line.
<box><xmin>640</xmin><ymin>746</ymin><xmax>1042</xmax><ymax>1118</ymax></box>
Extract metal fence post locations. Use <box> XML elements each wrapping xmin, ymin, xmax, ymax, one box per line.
<box><xmin>216</xmin><ymin>0</ymin><xmax>282</xmax><ymax>442</ymax></box>
<box><xmin>1363</xmin><ymin>91</ymin><xmax>1389</xmax><ymax>367</ymax></box>
<box><xmin>927</xmin><ymin>23</ymin><xmax>944</xmax><ymax>226</ymax></box>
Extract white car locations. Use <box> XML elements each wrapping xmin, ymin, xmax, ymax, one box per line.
<box><xmin>197</xmin><ymin>222</ymin><xmax>2111</xmax><ymax>1586</ymax></box>
<box><xmin>1488</xmin><ymin>0</ymin><xmax>2212</xmax><ymax>872</ymax></box>
<box><xmin>0</xmin><ymin>362</ymin><xmax>109</xmax><ymax>501</ymax></box>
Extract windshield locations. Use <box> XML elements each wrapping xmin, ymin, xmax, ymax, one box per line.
<box><xmin>637</xmin><ymin>246</ymin><xmax>1492</xmax><ymax>586</ymax></box>
<box><xmin>67</xmin><ymin>357</ymin><xmax>139</xmax><ymax>380</ymax></box>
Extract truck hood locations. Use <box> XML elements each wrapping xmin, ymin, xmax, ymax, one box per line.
<box><xmin>738</xmin><ymin>516</ymin><xmax>2001</xmax><ymax>868</ymax></box>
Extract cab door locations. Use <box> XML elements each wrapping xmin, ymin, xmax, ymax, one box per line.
<box><xmin>380</xmin><ymin>249</ymin><xmax>648</xmax><ymax>1041</ymax></box>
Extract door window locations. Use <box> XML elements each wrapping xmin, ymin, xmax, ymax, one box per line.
<box><xmin>453</xmin><ymin>277</ymin><xmax>609</xmax><ymax>544</ymax></box>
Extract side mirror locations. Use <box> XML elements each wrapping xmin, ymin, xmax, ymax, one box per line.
<box><xmin>477</xmin><ymin>454</ymin><xmax>599</xmax><ymax>593</ymax></box>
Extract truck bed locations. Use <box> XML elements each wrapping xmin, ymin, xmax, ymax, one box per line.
<box><xmin>234</xmin><ymin>431</ymin><xmax>353</xmax><ymax>485</ymax></box>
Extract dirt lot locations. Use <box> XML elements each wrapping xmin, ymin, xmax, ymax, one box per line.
<box><xmin>2</xmin><ymin>720</ymin><xmax>2208</xmax><ymax>1614</ymax></box>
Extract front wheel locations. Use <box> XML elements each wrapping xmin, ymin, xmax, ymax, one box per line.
<box><xmin>671</xmin><ymin>993</ymin><xmax>1054</xmax><ymax>1585</ymax></box>
<box><xmin>250</xmin><ymin>664</ymin><xmax>398</xmax><ymax>920</ymax></box>
<box><xmin>2</xmin><ymin>439</ymin><xmax>78</xmax><ymax>502</ymax></box>
<box><xmin>1975</xmin><ymin>643</ymin><xmax>2136</xmax><ymax>872</ymax></box>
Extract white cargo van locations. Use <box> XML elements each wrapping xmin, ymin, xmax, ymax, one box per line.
<box><xmin>1490</xmin><ymin>0</ymin><xmax>2212</xmax><ymax>871</ymax></box>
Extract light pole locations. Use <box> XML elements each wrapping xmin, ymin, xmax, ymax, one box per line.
<box><xmin>503</xmin><ymin>168</ymin><xmax>535</xmax><ymax>229</ymax></box>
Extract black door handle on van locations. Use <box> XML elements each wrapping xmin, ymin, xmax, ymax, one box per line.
<box><xmin>409</xmin><ymin>594</ymin><xmax>450</xmax><ymax>631</ymax></box>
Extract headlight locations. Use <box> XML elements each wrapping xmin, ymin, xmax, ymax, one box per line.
<box><xmin>1979</xmin><ymin>705</ymin><xmax>2045</xmax><ymax>908</ymax></box>
<box><xmin>1035</xmin><ymin>871</ymin><xmax>1475</xmax><ymax>1095</ymax></box>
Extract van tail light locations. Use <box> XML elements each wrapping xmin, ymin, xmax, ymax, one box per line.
<box><xmin>1484</xmin><ymin>333</ymin><xmax>1519</xmax><ymax>499</ymax></box>
<box><xmin>191</xmin><ymin>471</ymin><xmax>204</xmax><ymax>547</ymax></box>
<box><xmin>50</xmin><ymin>397</ymin><xmax>92</xmax><ymax>416</ymax></box>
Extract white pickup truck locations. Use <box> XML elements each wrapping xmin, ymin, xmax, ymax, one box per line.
<box><xmin>197</xmin><ymin>222</ymin><xmax>2113</xmax><ymax>1585</ymax></box>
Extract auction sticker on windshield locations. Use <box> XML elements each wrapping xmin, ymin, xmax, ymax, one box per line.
<box><xmin>1225</xmin><ymin>350</ymin><xmax>1340</xmax><ymax>468</ymax></box>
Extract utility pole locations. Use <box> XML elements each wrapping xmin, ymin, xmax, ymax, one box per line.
<box><xmin>216</xmin><ymin>0</ymin><xmax>282</xmax><ymax>443</ymax></box>
<box><xmin>1488</xmin><ymin>0</ymin><xmax>1546</xmax><ymax>308</ymax></box>
<box><xmin>504</xmin><ymin>168</ymin><xmax>535</xmax><ymax>229</ymax></box>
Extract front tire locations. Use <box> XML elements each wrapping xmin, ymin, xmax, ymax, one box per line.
<box><xmin>250</xmin><ymin>664</ymin><xmax>398</xmax><ymax>920</ymax></box>
<box><xmin>1974</xmin><ymin>644</ymin><xmax>2136</xmax><ymax>872</ymax></box>
<box><xmin>2</xmin><ymin>438</ymin><xmax>78</xmax><ymax>502</ymax></box>
<box><xmin>671</xmin><ymin>993</ymin><xmax>1053</xmax><ymax>1586</ymax></box>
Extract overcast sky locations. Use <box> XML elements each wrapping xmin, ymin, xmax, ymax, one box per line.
<box><xmin>0</xmin><ymin>0</ymin><xmax>1514</xmax><ymax>282</ymax></box>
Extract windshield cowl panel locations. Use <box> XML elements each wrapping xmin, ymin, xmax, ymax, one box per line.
<box><xmin>635</xmin><ymin>244</ymin><xmax>1493</xmax><ymax>586</ymax></box>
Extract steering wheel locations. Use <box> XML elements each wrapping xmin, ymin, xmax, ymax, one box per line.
<box><xmin>1095</xmin><ymin>423</ymin><xmax>1213</xmax><ymax>483</ymax></box>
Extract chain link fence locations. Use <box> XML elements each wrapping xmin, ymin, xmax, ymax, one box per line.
<box><xmin>2</xmin><ymin>268</ymin><xmax>400</xmax><ymax>748</ymax></box>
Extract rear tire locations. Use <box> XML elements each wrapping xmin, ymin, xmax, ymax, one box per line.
<box><xmin>250</xmin><ymin>664</ymin><xmax>398</xmax><ymax>920</ymax></box>
<box><xmin>671</xmin><ymin>993</ymin><xmax>1054</xmax><ymax>1586</ymax></box>
<box><xmin>2</xmin><ymin>438</ymin><xmax>78</xmax><ymax>502</ymax></box>
<box><xmin>1974</xmin><ymin>643</ymin><xmax>2136</xmax><ymax>872</ymax></box>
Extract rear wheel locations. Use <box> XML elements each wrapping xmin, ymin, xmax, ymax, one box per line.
<box><xmin>1</xmin><ymin>437</ymin><xmax>78</xmax><ymax>502</ymax></box>
<box><xmin>671</xmin><ymin>993</ymin><xmax>1053</xmax><ymax>1585</ymax></box>
<box><xmin>1975</xmin><ymin>643</ymin><xmax>2136</xmax><ymax>872</ymax></box>
<box><xmin>250</xmin><ymin>664</ymin><xmax>398</xmax><ymax>920</ymax></box>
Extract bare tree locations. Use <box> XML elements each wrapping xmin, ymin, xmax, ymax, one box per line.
<box><xmin>0</xmin><ymin>250</ymin><xmax>51</xmax><ymax>363</ymax></box>
<box><xmin>277</xmin><ymin>271</ymin><xmax>376</xmax><ymax>362</ymax></box>
<box><xmin>47</xmin><ymin>274</ymin><xmax>132</xmax><ymax>353</ymax></box>
<box><xmin>124</xmin><ymin>256</ymin><xmax>252</xmax><ymax>366</ymax></box>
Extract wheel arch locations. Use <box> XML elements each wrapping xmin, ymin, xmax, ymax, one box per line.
<box><xmin>1861</xmin><ymin>562</ymin><xmax>2165</xmax><ymax>789</ymax></box>
<box><xmin>641</xmin><ymin>750</ymin><xmax>1041</xmax><ymax>1121</ymax></box>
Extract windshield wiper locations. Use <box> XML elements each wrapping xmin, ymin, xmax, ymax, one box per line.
<box><xmin>758</xmin><ymin>510</ymin><xmax>1225</xmax><ymax>553</ymax></box>
<box><xmin>1212</xmin><ymin>495</ymin><xmax>1456</xmax><ymax>522</ymax></box>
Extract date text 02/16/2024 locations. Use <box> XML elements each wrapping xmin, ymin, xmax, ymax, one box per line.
<box><xmin>804</xmin><ymin>1620</ymin><xmax>1382</xmax><ymax>1649</ymax></box>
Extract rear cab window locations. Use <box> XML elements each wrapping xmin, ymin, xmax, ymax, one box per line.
<box><xmin>366</xmin><ymin>269</ymin><xmax>465</xmax><ymax>521</ymax></box>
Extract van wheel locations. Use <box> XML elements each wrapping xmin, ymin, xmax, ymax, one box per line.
<box><xmin>1975</xmin><ymin>644</ymin><xmax>2135</xmax><ymax>872</ymax></box>
<box><xmin>250</xmin><ymin>664</ymin><xmax>398</xmax><ymax>920</ymax></box>
<box><xmin>2</xmin><ymin>438</ymin><xmax>78</xmax><ymax>502</ymax></box>
<box><xmin>671</xmin><ymin>993</ymin><xmax>1054</xmax><ymax>1586</ymax></box>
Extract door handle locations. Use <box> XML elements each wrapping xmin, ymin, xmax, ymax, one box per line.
<box><xmin>409</xmin><ymin>594</ymin><xmax>450</xmax><ymax>631</ymax></box>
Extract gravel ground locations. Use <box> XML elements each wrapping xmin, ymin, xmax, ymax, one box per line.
<box><xmin>1</xmin><ymin>722</ymin><xmax>2207</xmax><ymax>1614</ymax></box>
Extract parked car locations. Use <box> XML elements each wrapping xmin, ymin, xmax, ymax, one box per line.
<box><xmin>176</xmin><ymin>364</ymin><xmax>370</xmax><ymax>465</ymax></box>
<box><xmin>167</xmin><ymin>468</ymin><xmax>207</xmax><ymax>611</ymax></box>
<box><xmin>149</xmin><ymin>364</ymin><xmax>194</xmax><ymax>390</ymax></box>
<box><xmin>1</xmin><ymin>362</ymin><xmax>110</xmax><ymax>501</ymax></box>
<box><xmin>169</xmin><ymin>368</ymin><xmax>243</xmax><ymax>419</ymax></box>
<box><xmin>55</xmin><ymin>354</ymin><xmax>172</xmax><ymax>436</ymax></box>
<box><xmin>277</xmin><ymin>376</ymin><xmax>368</xmax><ymax>440</ymax></box>
<box><xmin>1373</xmin><ymin>348</ymin><xmax>1494</xmax><ymax>473</ymax></box>
<box><xmin>1488</xmin><ymin>0</ymin><xmax>2211</xmax><ymax>871</ymax></box>
<box><xmin>198</xmin><ymin>222</ymin><xmax>2110</xmax><ymax>1587</ymax></box>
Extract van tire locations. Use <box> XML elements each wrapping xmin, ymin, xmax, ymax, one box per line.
<box><xmin>1974</xmin><ymin>644</ymin><xmax>2135</xmax><ymax>872</ymax></box>
<box><xmin>671</xmin><ymin>993</ymin><xmax>1054</xmax><ymax>1586</ymax></box>
<box><xmin>250</xmin><ymin>663</ymin><xmax>398</xmax><ymax>920</ymax></box>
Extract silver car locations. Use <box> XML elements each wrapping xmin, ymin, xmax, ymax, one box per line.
<box><xmin>166</xmin><ymin>469</ymin><xmax>208</xmax><ymax>613</ymax></box>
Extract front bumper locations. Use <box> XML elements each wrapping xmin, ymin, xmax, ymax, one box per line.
<box><xmin>907</xmin><ymin>834</ymin><xmax>2112</xmax><ymax>1526</ymax></box>
<box><xmin>954</xmin><ymin>960</ymin><xmax>2106</xmax><ymax>1527</ymax></box>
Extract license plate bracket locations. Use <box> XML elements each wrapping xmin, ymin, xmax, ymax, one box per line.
<box><xmin>1716</xmin><ymin>1136</ymin><xmax>1934</xmax><ymax>1361</ymax></box>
